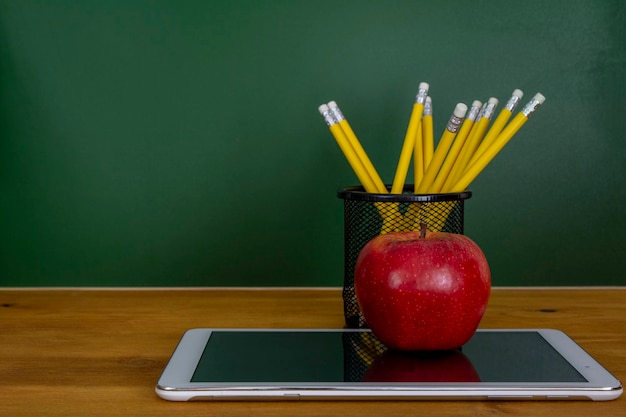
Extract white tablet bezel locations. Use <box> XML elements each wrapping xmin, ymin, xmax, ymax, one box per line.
<box><xmin>155</xmin><ymin>328</ymin><xmax>622</xmax><ymax>401</ymax></box>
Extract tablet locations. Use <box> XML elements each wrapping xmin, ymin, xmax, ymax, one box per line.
<box><xmin>155</xmin><ymin>328</ymin><xmax>622</xmax><ymax>401</ymax></box>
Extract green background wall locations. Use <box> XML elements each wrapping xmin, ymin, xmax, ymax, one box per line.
<box><xmin>1</xmin><ymin>0</ymin><xmax>624</xmax><ymax>287</ymax></box>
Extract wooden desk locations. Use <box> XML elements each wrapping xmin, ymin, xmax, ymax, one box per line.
<box><xmin>0</xmin><ymin>288</ymin><xmax>624</xmax><ymax>416</ymax></box>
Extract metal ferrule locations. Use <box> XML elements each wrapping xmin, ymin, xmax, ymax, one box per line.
<box><xmin>521</xmin><ymin>98</ymin><xmax>543</xmax><ymax>118</ymax></box>
<box><xmin>483</xmin><ymin>100</ymin><xmax>498</xmax><ymax>120</ymax></box>
<box><xmin>505</xmin><ymin>94</ymin><xmax>522</xmax><ymax>112</ymax></box>
<box><xmin>415</xmin><ymin>87</ymin><xmax>429</xmax><ymax>105</ymax></box>
<box><xmin>446</xmin><ymin>113</ymin><xmax>464</xmax><ymax>133</ymax></box>
<box><xmin>477</xmin><ymin>101</ymin><xmax>489</xmax><ymax>119</ymax></box>
<box><xmin>328</xmin><ymin>102</ymin><xmax>345</xmax><ymax>123</ymax></box>
<box><xmin>467</xmin><ymin>104</ymin><xmax>482</xmax><ymax>122</ymax></box>
<box><xmin>423</xmin><ymin>97</ymin><xmax>433</xmax><ymax>116</ymax></box>
<box><xmin>320</xmin><ymin>108</ymin><xmax>336</xmax><ymax>127</ymax></box>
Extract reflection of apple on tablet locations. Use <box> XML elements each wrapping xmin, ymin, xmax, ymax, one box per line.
<box><xmin>363</xmin><ymin>349</ymin><xmax>481</xmax><ymax>383</ymax></box>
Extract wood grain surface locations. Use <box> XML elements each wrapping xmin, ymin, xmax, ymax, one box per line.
<box><xmin>0</xmin><ymin>288</ymin><xmax>624</xmax><ymax>416</ymax></box>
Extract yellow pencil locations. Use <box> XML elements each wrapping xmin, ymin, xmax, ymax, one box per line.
<box><xmin>451</xmin><ymin>93</ymin><xmax>546</xmax><ymax>192</ymax></box>
<box><xmin>413</xmin><ymin>118</ymin><xmax>425</xmax><ymax>188</ymax></box>
<box><xmin>327</xmin><ymin>101</ymin><xmax>387</xmax><ymax>194</ymax></box>
<box><xmin>416</xmin><ymin>103</ymin><xmax>467</xmax><ymax>194</ymax></box>
<box><xmin>391</xmin><ymin>82</ymin><xmax>429</xmax><ymax>194</ymax></box>
<box><xmin>402</xmin><ymin>94</ymin><xmax>434</xmax><ymax>231</ymax></box>
<box><xmin>429</xmin><ymin>100</ymin><xmax>482</xmax><ymax>193</ymax></box>
<box><xmin>442</xmin><ymin>97</ymin><xmax>498</xmax><ymax>192</ymax></box>
<box><xmin>468</xmin><ymin>89</ymin><xmax>523</xmax><ymax>168</ymax></box>
<box><xmin>320</xmin><ymin>103</ymin><xmax>400</xmax><ymax>232</ymax></box>
<box><xmin>421</xmin><ymin>96</ymin><xmax>434</xmax><ymax>173</ymax></box>
<box><xmin>318</xmin><ymin>104</ymin><xmax>377</xmax><ymax>193</ymax></box>
<box><xmin>412</xmin><ymin>83</ymin><xmax>429</xmax><ymax>190</ymax></box>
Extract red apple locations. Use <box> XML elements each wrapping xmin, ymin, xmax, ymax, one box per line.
<box><xmin>363</xmin><ymin>349</ymin><xmax>481</xmax><ymax>383</ymax></box>
<box><xmin>354</xmin><ymin>224</ymin><xmax>491</xmax><ymax>351</ymax></box>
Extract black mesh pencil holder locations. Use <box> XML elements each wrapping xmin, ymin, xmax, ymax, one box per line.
<box><xmin>342</xmin><ymin>331</ymin><xmax>388</xmax><ymax>382</ymax></box>
<box><xmin>337</xmin><ymin>185</ymin><xmax>472</xmax><ymax>328</ymax></box>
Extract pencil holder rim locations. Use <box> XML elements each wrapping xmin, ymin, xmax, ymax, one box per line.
<box><xmin>337</xmin><ymin>185</ymin><xmax>472</xmax><ymax>203</ymax></box>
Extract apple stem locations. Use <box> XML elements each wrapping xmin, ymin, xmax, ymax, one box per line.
<box><xmin>419</xmin><ymin>222</ymin><xmax>428</xmax><ymax>239</ymax></box>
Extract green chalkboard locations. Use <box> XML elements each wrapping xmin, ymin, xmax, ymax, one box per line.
<box><xmin>1</xmin><ymin>1</ymin><xmax>625</xmax><ymax>286</ymax></box>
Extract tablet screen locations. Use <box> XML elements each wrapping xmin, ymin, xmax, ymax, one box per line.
<box><xmin>190</xmin><ymin>330</ymin><xmax>586</xmax><ymax>384</ymax></box>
